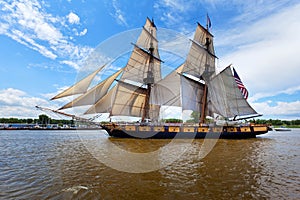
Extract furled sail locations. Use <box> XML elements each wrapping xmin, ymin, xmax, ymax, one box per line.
<box><xmin>59</xmin><ymin>69</ymin><xmax>122</xmax><ymax>110</ymax></box>
<box><xmin>51</xmin><ymin>65</ymin><xmax>105</xmax><ymax>100</ymax></box>
<box><xmin>206</xmin><ymin>66</ymin><xmax>258</xmax><ymax>118</ymax></box>
<box><xmin>182</xmin><ymin>23</ymin><xmax>216</xmax><ymax>78</ymax></box>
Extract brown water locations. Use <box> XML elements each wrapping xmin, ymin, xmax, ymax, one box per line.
<box><xmin>0</xmin><ymin>129</ymin><xmax>299</xmax><ymax>199</ymax></box>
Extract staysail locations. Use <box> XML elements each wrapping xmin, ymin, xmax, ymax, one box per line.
<box><xmin>51</xmin><ymin>64</ymin><xmax>105</xmax><ymax>100</ymax></box>
<box><xmin>59</xmin><ymin>69</ymin><xmax>122</xmax><ymax>109</ymax></box>
<box><xmin>84</xmin><ymin>85</ymin><xmax>117</xmax><ymax>114</ymax></box>
<box><xmin>150</xmin><ymin>64</ymin><xmax>183</xmax><ymax>107</ymax></box>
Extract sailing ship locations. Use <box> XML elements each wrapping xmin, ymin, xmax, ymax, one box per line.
<box><xmin>39</xmin><ymin>17</ymin><xmax>269</xmax><ymax>139</ymax></box>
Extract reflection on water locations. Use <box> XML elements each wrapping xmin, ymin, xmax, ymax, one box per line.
<box><xmin>0</xmin><ymin>130</ymin><xmax>299</xmax><ymax>199</ymax></box>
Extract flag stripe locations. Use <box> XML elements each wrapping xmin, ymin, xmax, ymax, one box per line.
<box><xmin>233</xmin><ymin>68</ymin><xmax>248</xmax><ymax>99</ymax></box>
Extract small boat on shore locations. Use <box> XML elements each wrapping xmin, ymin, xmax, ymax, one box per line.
<box><xmin>274</xmin><ymin>126</ymin><xmax>291</xmax><ymax>131</ymax></box>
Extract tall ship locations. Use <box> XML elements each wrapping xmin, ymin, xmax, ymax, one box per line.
<box><xmin>38</xmin><ymin>17</ymin><xmax>269</xmax><ymax>139</ymax></box>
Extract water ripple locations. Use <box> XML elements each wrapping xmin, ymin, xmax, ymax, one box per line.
<box><xmin>0</xmin><ymin>130</ymin><xmax>299</xmax><ymax>199</ymax></box>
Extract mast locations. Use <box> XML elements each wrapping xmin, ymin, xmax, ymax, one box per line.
<box><xmin>107</xmin><ymin>18</ymin><xmax>161</xmax><ymax>119</ymax></box>
<box><xmin>200</xmin><ymin>84</ymin><xmax>207</xmax><ymax>124</ymax></box>
<box><xmin>199</xmin><ymin>25</ymin><xmax>212</xmax><ymax>124</ymax></box>
<box><xmin>141</xmin><ymin>21</ymin><xmax>155</xmax><ymax>122</ymax></box>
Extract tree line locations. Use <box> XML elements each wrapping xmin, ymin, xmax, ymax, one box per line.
<box><xmin>250</xmin><ymin>119</ymin><xmax>300</xmax><ymax>126</ymax></box>
<box><xmin>1</xmin><ymin>115</ymin><xmax>300</xmax><ymax>126</ymax></box>
<box><xmin>0</xmin><ymin>114</ymin><xmax>73</xmax><ymax>125</ymax></box>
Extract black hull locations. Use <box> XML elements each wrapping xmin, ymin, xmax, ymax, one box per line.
<box><xmin>102</xmin><ymin>125</ymin><xmax>268</xmax><ymax>139</ymax></box>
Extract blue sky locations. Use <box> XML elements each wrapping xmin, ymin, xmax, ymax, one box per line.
<box><xmin>0</xmin><ymin>0</ymin><xmax>299</xmax><ymax>120</ymax></box>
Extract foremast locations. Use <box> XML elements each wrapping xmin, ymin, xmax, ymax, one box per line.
<box><xmin>200</xmin><ymin>26</ymin><xmax>213</xmax><ymax>124</ymax></box>
<box><xmin>141</xmin><ymin>31</ymin><xmax>155</xmax><ymax>122</ymax></box>
<box><xmin>90</xmin><ymin>17</ymin><xmax>162</xmax><ymax>120</ymax></box>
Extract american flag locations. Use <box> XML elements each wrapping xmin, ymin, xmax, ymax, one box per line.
<box><xmin>207</xmin><ymin>14</ymin><xmax>212</xmax><ymax>29</ymax></box>
<box><xmin>233</xmin><ymin>67</ymin><xmax>248</xmax><ymax>99</ymax></box>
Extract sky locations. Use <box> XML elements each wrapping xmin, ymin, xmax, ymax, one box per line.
<box><xmin>0</xmin><ymin>0</ymin><xmax>299</xmax><ymax>120</ymax></box>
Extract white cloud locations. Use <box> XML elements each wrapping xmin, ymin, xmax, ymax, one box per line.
<box><xmin>72</xmin><ymin>28</ymin><xmax>87</xmax><ymax>37</ymax></box>
<box><xmin>0</xmin><ymin>0</ymin><xmax>92</xmax><ymax>69</ymax></box>
<box><xmin>250</xmin><ymin>85</ymin><xmax>300</xmax><ymax>102</ymax></box>
<box><xmin>111</xmin><ymin>0</ymin><xmax>127</xmax><ymax>27</ymax></box>
<box><xmin>154</xmin><ymin>0</ymin><xmax>195</xmax><ymax>28</ymax></box>
<box><xmin>67</xmin><ymin>11</ymin><xmax>80</xmax><ymax>24</ymax></box>
<box><xmin>0</xmin><ymin>88</ymin><xmax>79</xmax><ymax>119</ymax></box>
<box><xmin>0</xmin><ymin>88</ymin><xmax>51</xmax><ymax>118</ymax></box>
<box><xmin>164</xmin><ymin>0</ymin><xmax>191</xmax><ymax>12</ymax></box>
<box><xmin>200</xmin><ymin>0</ymin><xmax>294</xmax><ymax>22</ymax></box>
<box><xmin>60</xmin><ymin>60</ymin><xmax>79</xmax><ymax>70</ymax></box>
<box><xmin>79</xmin><ymin>28</ymin><xmax>87</xmax><ymax>36</ymax></box>
<box><xmin>252</xmin><ymin>101</ymin><xmax>300</xmax><ymax>119</ymax></box>
<box><xmin>217</xmin><ymin>3</ymin><xmax>300</xmax><ymax>97</ymax></box>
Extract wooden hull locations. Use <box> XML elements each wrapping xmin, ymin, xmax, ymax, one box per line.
<box><xmin>102</xmin><ymin>124</ymin><xmax>268</xmax><ymax>139</ymax></box>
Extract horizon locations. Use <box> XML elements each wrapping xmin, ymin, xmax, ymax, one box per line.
<box><xmin>1</xmin><ymin>0</ymin><xmax>300</xmax><ymax>120</ymax></box>
<box><xmin>0</xmin><ymin>115</ymin><xmax>300</xmax><ymax>122</ymax></box>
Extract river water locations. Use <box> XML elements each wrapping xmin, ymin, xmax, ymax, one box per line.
<box><xmin>0</xmin><ymin>129</ymin><xmax>299</xmax><ymax>199</ymax></box>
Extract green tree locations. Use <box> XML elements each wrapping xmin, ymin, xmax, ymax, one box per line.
<box><xmin>186</xmin><ymin>111</ymin><xmax>200</xmax><ymax>123</ymax></box>
<box><xmin>39</xmin><ymin>114</ymin><xmax>50</xmax><ymax>125</ymax></box>
<box><xmin>163</xmin><ymin>118</ymin><xmax>183</xmax><ymax>123</ymax></box>
<box><xmin>26</xmin><ymin>118</ymin><xmax>33</xmax><ymax>124</ymax></box>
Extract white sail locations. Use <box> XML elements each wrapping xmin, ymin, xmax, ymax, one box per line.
<box><xmin>109</xmin><ymin>81</ymin><xmax>160</xmax><ymax>119</ymax></box>
<box><xmin>59</xmin><ymin>69</ymin><xmax>122</xmax><ymax>109</ymax></box>
<box><xmin>84</xmin><ymin>85</ymin><xmax>117</xmax><ymax>114</ymax></box>
<box><xmin>182</xmin><ymin>23</ymin><xmax>216</xmax><ymax>78</ymax></box>
<box><xmin>194</xmin><ymin>23</ymin><xmax>215</xmax><ymax>55</ymax></box>
<box><xmin>181</xmin><ymin>75</ymin><xmax>205</xmax><ymax>112</ymax></box>
<box><xmin>111</xmin><ymin>81</ymin><xmax>147</xmax><ymax>117</ymax></box>
<box><xmin>120</xmin><ymin>49</ymin><xmax>161</xmax><ymax>84</ymax></box>
<box><xmin>51</xmin><ymin>65</ymin><xmax>105</xmax><ymax>100</ymax></box>
<box><xmin>207</xmin><ymin>66</ymin><xmax>258</xmax><ymax>118</ymax></box>
<box><xmin>136</xmin><ymin>17</ymin><xmax>159</xmax><ymax>58</ymax></box>
<box><xmin>121</xmin><ymin>18</ymin><xmax>161</xmax><ymax>84</ymax></box>
<box><xmin>150</xmin><ymin>64</ymin><xmax>183</xmax><ymax>106</ymax></box>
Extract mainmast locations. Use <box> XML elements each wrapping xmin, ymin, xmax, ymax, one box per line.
<box><xmin>199</xmin><ymin>24</ymin><xmax>212</xmax><ymax>124</ymax></box>
<box><xmin>141</xmin><ymin>20</ymin><xmax>156</xmax><ymax>122</ymax></box>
